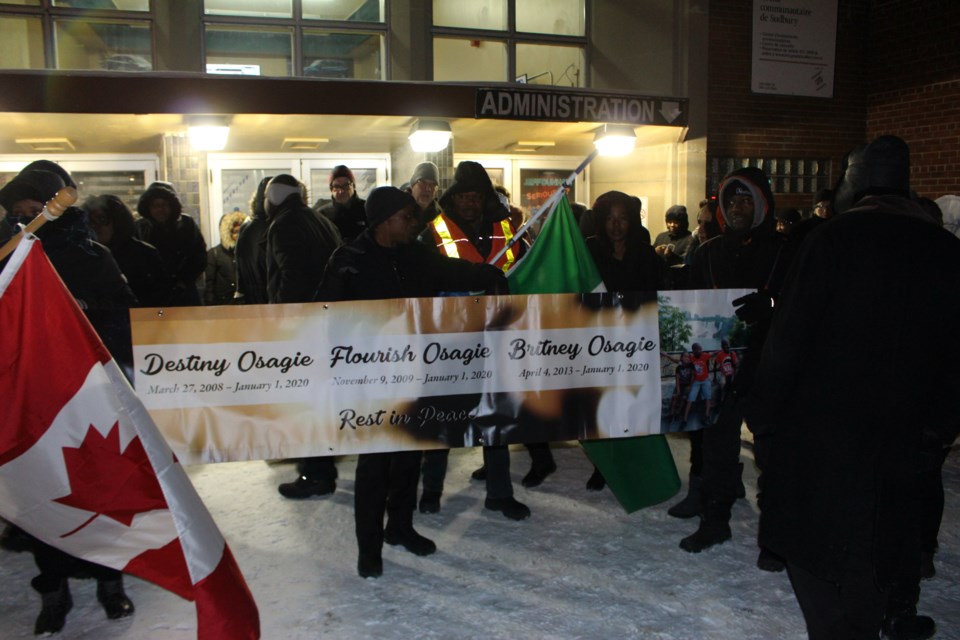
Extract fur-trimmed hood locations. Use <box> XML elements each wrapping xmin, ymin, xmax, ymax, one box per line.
<box><xmin>219</xmin><ymin>210</ymin><xmax>249</xmax><ymax>251</ymax></box>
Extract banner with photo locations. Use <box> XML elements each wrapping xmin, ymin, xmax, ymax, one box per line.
<box><xmin>131</xmin><ymin>289</ymin><xmax>747</xmax><ymax>464</ymax></box>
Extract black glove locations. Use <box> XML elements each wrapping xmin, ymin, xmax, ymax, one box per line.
<box><xmin>483</xmin><ymin>265</ymin><xmax>510</xmax><ymax>295</ymax></box>
<box><xmin>732</xmin><ymin>291</ymin><xmax>774</xmax><ymax>324</ymax></box>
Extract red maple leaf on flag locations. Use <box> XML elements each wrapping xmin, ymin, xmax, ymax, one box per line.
<box><xmin>54</xmin><ymin>422</ymin><xmax>169</xmax><ymax>538</ymax></box>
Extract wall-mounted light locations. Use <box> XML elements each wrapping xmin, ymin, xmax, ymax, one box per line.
<box><xmin>593</xmin><ymin>124</ymin><xmax>636</xmax><ymax>157</ymax></box>
<box><xmin>408</xmin><ymin>119</ymin><xmax>452</xmax><ymax>153</ymax></box>
<box><xmin>185</xmin><ymin>115</ymin><xmax>232</xmax><ymax>151</ymax></box>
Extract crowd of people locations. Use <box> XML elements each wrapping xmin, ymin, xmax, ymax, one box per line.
<box><xmin>1</xmin><ymin>135</ymin><xmax>957</xmax><ymax>639</ymax></box>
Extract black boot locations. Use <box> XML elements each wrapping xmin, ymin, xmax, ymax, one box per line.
<box><xmin>521</xmin><ymin>461</ymin><xmax>557</xmax><ymax>488</ymax></box>
<box><xmin>418</xmin><ymin>490</ymin><xmax>442</xmax><ymax>514</ymax></box>
<box><xmin>278</xmin><ymin>475</ymin><xmax>336</xmax><ymax>499</ymax></box>
<box><xmin>679</xmin><ymin>518</ymin><xmax>731</xmax><ymax>553</ymax></box>
<box><xmin>667</xmin><ymin>475</ymin><xmax>702</xmax><ymax>519</ymax></box>
<box><xmin>471</xmin><ymin>465</ymin><xmax>487</xmax><ymax>481</ymax></box>
<box><xmin>33</xmin><ymin>579</ymin><xmax>72</xmax><ymax>635</ymax></box>
<box><xmin>484</xmin><ymin>496</ymin><xmax>531</xmax><ymax>520</ymax></box>
<box><xmin>756</xmin><ymin>546</ymin><xmax>785</xmax><ymax>572</ymax></box>
<box><xmin>586</xmin><ymin>467</ymin><xmax>606</xmax><ymax>491</ymax></box>
<box><xmin>357</xmin><ymin>553</ymin><xmax>383</xmax><ymax>579</ymax></box>
<box><xmin>881</xmin><ymin>608</ymin><xmax>936</xmax><ymax>640</ymax></box>
<box><xmin>383</xmin><ymin>525</ymin><xmax>436</xmax><ymax>556</ymax></box>
<box><xmin>97</xmin><ymin>578</ymin><xmax>135</xmax><ymax>619</ymax></box>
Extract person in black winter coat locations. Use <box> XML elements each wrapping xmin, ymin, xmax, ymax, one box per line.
<box><xmin>317</xmin><ymin>186</ymin><xmax>507</xmax><ymax>579</ymax></box>
<box><xmin>234</xmin><ymin>176</ymin><xmax>272</xmax><ymax>305</ymax></box>
<box><xmin>653</xmin><ymin>204</ymin><xmax>694</xmax><ymax>266</ymax></box>
<box><xmin>0</xmin><ymin>163</ymin><xmax>136</xmax><ymax>635</ymax></box>
<box><xmin>315</xmin><ymin>165</ymin><xmax>367</xmax><ymax>242</ymax></box>
<box><xmin>266</xmin><ymin>174</ymin><xmax>344</xmax><ymax>500</ymax></box>
<box><xmin>586</xmin><ymin>190</ymin><xmax>664</xmax><ymax>295</ymax></box>
<box><xmin>745</xmin><ymin>136</ymin><xmax>960</xmax><ymax>640</ymax></box>
<box><xmin>672</xmin><ymin>166</ymin><xmax>795</xmax><ymax>556</ymax></box>
<box><xmin>135</xmin><ymin>182</ymin><xmax>207</xmax><ymax>306</ymax></box>
<box><xmin>83</xmin><ymin>194</ymin><xmax>177</xmax><ymax>308</ymax></box>
<box><xmin>205</xmin><ymin>210</ymin><xmax>247</xmax><ymax>305</ymax></box>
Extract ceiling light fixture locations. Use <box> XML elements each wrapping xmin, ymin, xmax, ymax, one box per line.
<box><xmin>408</xmin><ymin>120</ymin><xmax>452</xmax><ymax>153</ymax></box>
<box><xmin>593</xmin><ymin>124</ymin><xmax>636</xmax><ymax>157</ymax></box>
<box><xmin>185</xmin><ymin>115</ymin><xmax>232</xmax><ymax>151</ymax></box>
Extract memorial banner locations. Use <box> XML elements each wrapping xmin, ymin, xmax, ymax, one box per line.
<box><xmin>132</xmin><ymin>293</ymin><xmax>662</xmax><ymax>463</ymax></box>
<box><xmin>132</xmin><ymin>289</ymin><xmax>747</xmax><ymax>464</ymax></box>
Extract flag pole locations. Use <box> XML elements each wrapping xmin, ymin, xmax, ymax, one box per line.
<box><xmin>488</xmin><ymin>148</ymin><xmax>599</xmax><ymax>266</ymax></box>
<box><xmin>0</xmin><ymin>187</ymin><xmax>77</xmax><ymax>262</ymax></box>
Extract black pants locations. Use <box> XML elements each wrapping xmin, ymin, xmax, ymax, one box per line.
<box><xmin>787</xmin><ymin>559</ymin><xmax>886</xmax><ymax>640</ymax></box>
<box><xmin>355</xmin><ymin>450</ymin><xmax>421</xmax><ymax>556</ymax></box>
<box><xmin>421</xmin><ymin>445</ymin><xmax>514</xmax><ymax>499</ymax></box>
<box><xmin>691</xmin><ymin>397</ymin><xmax>743</xmax><ymax>521</ymax></box>
<box><xmin>30</xmin><ymin>537</ymin><xmax>120</xmax><ymax>593</ymax></box>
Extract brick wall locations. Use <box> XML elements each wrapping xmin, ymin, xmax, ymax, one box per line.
<box><xmin>707</xmin><ymin>0</ymin><xmax>960</xmax><ymax>206</ymax></box>
<box><xmin>864</xmin><ymin>0</ymin><xmax>960</xmax><ymax>198</ymax></box>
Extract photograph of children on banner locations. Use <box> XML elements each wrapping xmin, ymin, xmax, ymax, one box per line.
<box><xmin>657</xmin><ymin>288</ymin><xmax>750</xmax><ymax>433</ymax></box>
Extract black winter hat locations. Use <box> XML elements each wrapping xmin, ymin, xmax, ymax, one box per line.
<box><xmin>137</xmin><ymin>181</ymin><xmax>183</xmax><ymax>220</ymax></box>
<box><xmin>439</xmin><ymin>161</ymin><xmax>509</xmax><ymax>221</ymax></box>
<box><xmin>833</xmin><ymin>135</ymin><xmax>910</xmax><ymax>215</ymax></box>
<box><xmin>665</xmin><ymin>204</ymin><xmax>689</xmax><ymax>231</ymax></box>
<box><xmin>365</xmin><ymin>186</ymin><xmax>415</xmax><ymax>228</ymax></box>
<box><xmin>22</xmin><ymin>160</ymin><xmax>77</xmax><ymax>189</ymax></box>
<box><xmin>329</xmin><ymin>165</ymin><xmax>355</xmax><ymax>186</ymax></box>
<box><xmin>0</xmin><ymin>169</ymin><xmax>66</xmax><ymax>213</ymax></box>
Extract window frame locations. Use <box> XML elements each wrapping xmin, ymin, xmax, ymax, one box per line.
<box><xmin>430</xmin><ymin>0</ymin><xmax>590</xmax><ymax>85</ymax></box>
<box><xmin>201</xmin><ymin>0</ymin><xmax>389</xmax><ymax>80</ymax></box>
<box><xmin>0</xmin><ymin>1</ymin><xmax>155</xmax><ymax>70</ymax></box>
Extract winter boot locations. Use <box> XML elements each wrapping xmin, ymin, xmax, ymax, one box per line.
<box><xmin>586</xmin><ymin>467</ymin><xmax>606</xmax><ymax>491</ymax></box>
<box><xmin>679</xmin><ymin>518</ymin><xmax>731</xmax><ymax>553</ymax></box>
<box><xmin>881</xmin><ymin>607</ymin><xmax>936</xmax><ymax>640</ymax></box>
<box><xmin>756</xmin><ymin>546</ymin><xmax>785</xmax><ymax>572</ymax></box>
<box><xmin>97</xmin><ymin>578</ymin><xmax>135</xmax><ymax>619</ymax></box>
<box><xmin>383</xmin><ymin>525</ymin><xmax>436</xmax><ymax>556</ymax></box>
<box><xmin>471</xmin><ymin>465</ymin><xmax>487</xmax><ymax>481</ymax></box>
<box><xmin>484</xmin><ymin>496</ymin><xmax>531</xmax><ymax>521</ymax></box>
<box><xmin>418</xmin><ymin>490</ymin><xmax>442</xmax><ymax>514</ymax></box>
<box><xmin>667</xmin><ymin>475</ymin><xmax>702</xmax><ymax>519</ymax></box>
<box><xmin>521</xmin><ymin>461</ymin><xmax>557</xmax><ymax>488</ymax></box>
<box><xmin>357</xmin><ymin>553</ymin><xmax>383</xmax><ymax>579</ymax></box>
<box><xmin>277</xmin><ymin>475</ymin><xmax>336</xmax><ymax>499</ymax></box>
<box><xmin>33</xmin><ymin>578</ymin><xmax>72</xmax><ymax>635</ymax></box>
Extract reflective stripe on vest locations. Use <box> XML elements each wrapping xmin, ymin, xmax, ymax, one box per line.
<box><xmin>430</xmin><ymin>214</ymin><xmax>517</xmax><ymax>272</ymax></box>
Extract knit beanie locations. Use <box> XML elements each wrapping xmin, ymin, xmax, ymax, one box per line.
<box><xmin>365</xmin><ymin>186</ymin><xmax>415</xmax><ymax>228</ymax></box>
<box><xmin>329</xmin><ymin>165</ymin><xmax>355</xmax><ymax>187</ymax></box>
<box><xmin>410</xmin><ymin>161</ymin><xmax>440</xmax><ymax>185</ymax></box>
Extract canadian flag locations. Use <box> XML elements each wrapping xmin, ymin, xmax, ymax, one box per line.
<box><xmin>0</xmin><ymin>237</ymin><xmax>259</xmax><ymax>639</ymax></box>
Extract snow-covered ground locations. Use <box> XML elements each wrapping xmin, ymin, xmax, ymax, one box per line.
<box><xmin>2</xmin><ymin>437</ymin><xmax>958</xmax><ymax>639</ymax></box>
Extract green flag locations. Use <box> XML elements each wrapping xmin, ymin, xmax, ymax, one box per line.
<box><xmin>507</xmin><ymin>194</ymin><xmax>680</xmax><ymax>513</ymax></box>
<box><xmin>506</xmin><ymin>195</ymin><xmax>604</xmax><ymax>294</ymax></box>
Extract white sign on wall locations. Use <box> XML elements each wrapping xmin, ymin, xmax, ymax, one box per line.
<box><xmin>751</xmin><ymin>0</ymin><xmax>838</xmax><ymax>98</ymax></box>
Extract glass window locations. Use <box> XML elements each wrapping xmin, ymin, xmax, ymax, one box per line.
<box><xmin>516</xmin><ymin>0</ymin><xmax>583</xmax><ymax>36</ymax></box>
<box><xmin>0</xmin><ymin>0</ymin><xmax>40</xmax><ymax>5</ymax></box>
<box><xmin>53</xmin><ymin>0</ymin><xmax>150</xmax><ymax>10</ymax></box>
<box><xmin>0</xmin><ymin>16</ymin><xmax>44</xmax><ymax>69</ymax></box>
<box><xmin>433</xmin><ymin>0</ymin><xmax>505</xmax><ymax>31</ymax></box>
<box><xmin>204</xmin><ymin>0</ymin><xmax>292</xmax><ymax>19</ymax></box>
<box><xmin>54</xmin><ymin>19</ymin><xmax>153</xmax><ymax>72</ymax></box>
<box><xmin>303</xmin><ymin>0</ymin><xmax>383</xmax><ymax>22</ymax></box>
<box><xmin>205</xmin><ymin>25</ymin><xmax>293</xmax><ymax>77</ymax></box>
<box><xmin>516</xmin><ymin>42</ymin><xmax>584</xmax><ymax>87</ymax></box>
<box><xmin>433</xmin><ymin>37</ymin><xmax>506</xmax><ymax>82</ymax></box>
<box><xmin>303</xmin><ymin>30</ymin><xmax>382</xmax><ymax>79</ymax></box>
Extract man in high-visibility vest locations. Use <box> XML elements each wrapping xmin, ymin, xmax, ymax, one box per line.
<box><xmin>416</xmin><ymin>160</ymin><xmax>531</xmax><ymax>521</ymax></box>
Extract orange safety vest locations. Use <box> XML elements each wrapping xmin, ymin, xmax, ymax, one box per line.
<box><xmin>429</xmin><ymin>213</ymin><xmax>517</xmax><ymax>272</ymax></box>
